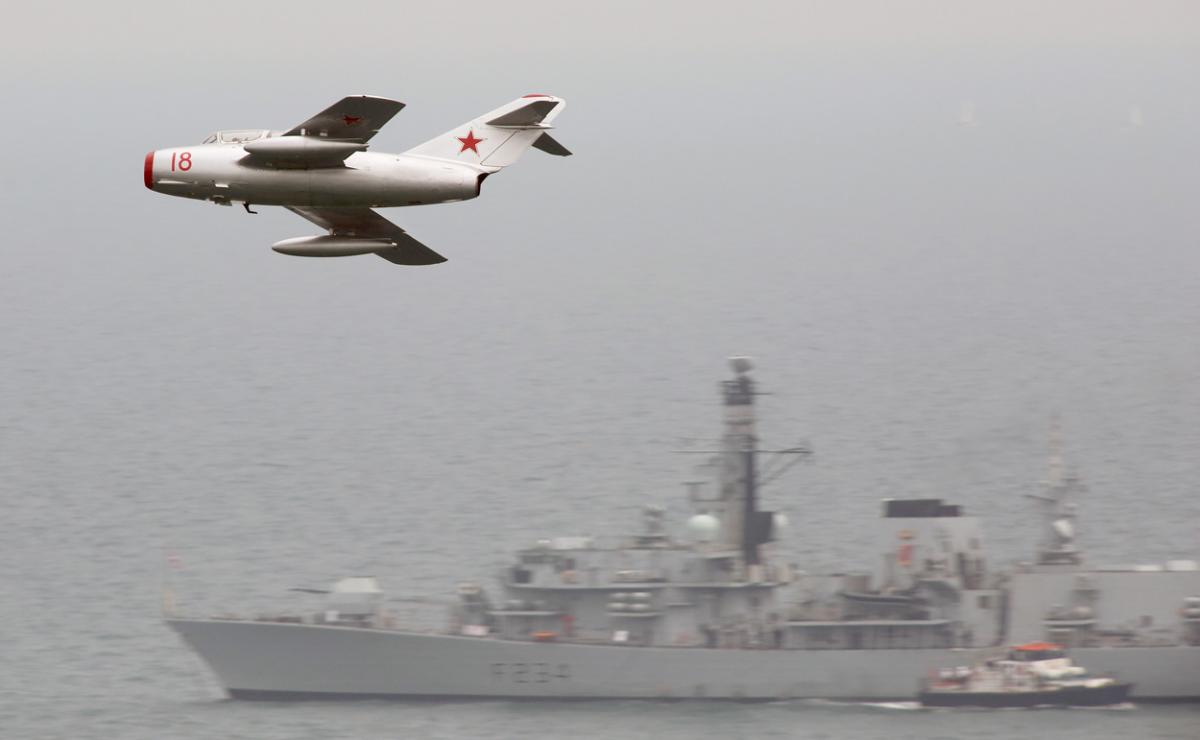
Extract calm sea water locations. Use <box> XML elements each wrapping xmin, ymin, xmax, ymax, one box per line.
<box><xmin>5</xmin><ymin>226</ymin><xmax>1198</xmax><ymax>738</ymax></box>
<box><xmin>4</xmin><ymin>67</ymin><xmax>1200</xmax><ymax>739</ymax></box>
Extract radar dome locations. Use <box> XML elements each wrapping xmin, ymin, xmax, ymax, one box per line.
<box><xmin>687</xmin><ymin>513</ymin><xmax>720</xmax><ymax>542</ymax></box>
<box><xmin>1052</xmin><ymin>518</ymin><xmax>1075</xmax><ymax>541</ymax></box>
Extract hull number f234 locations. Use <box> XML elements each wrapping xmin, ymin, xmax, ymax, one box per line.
<box><xmin>490</xmin><ymin>662</ymin><xmax>571</xmax><ymax>683</ymax></box>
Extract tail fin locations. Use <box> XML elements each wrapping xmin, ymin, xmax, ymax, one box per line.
<box><xmin>405</xmin><ymin>95</ymin><xmax>569</xmax><ymax>171</ymax></box>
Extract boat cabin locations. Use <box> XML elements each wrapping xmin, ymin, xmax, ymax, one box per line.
<box><xmin>1007</xmin><ymin>641</ymin><xmax>1067</xmax><ymax>661</ymax></box>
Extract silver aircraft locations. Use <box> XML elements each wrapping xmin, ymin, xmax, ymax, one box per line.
<box><xmin>144</xmin><ymin>95</ymin><xmax>569</xmax><ymax>265</ymax></box>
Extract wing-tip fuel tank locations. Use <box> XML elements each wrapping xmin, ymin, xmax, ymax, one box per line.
<box><xmin>144</xmin><ymin>94</ymin><xmax>568</xmax><ymax>266</ymax></box>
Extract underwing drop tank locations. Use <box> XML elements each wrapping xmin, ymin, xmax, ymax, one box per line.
<box><xmin>271</xmin><ymin>235</ymin><xmax>396</xmax><ymax>257</ymax></box>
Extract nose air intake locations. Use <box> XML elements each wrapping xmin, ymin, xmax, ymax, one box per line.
<box><xmin>143</xmin><ymin>151</ymin><xmax>155</xmax><ymax>190</ymax></box>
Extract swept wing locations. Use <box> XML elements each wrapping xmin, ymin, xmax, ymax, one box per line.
<box><xmin>284</xmin><ymin>95</ymin><xmax>405</xmax><ymax>142</ymax></box>
<box><xmin>281</xmin><ymin>207</ymin><xmax>447</xmax><ymax>265</ymax></box>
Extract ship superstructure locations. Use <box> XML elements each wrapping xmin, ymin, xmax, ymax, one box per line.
<box><xmin>466</xmin><ymin>358</ymin><xmax>799</xmax><ymax>651</ymax></box>
<box><xmin>167</xmin><ymin>359</ymin><xmax>1200</xmax><ymax>700</ymax></box>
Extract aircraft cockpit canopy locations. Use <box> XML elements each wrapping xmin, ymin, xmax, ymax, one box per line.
<box><xmin>201</xmin><ymin>129</ymin><xmax>273</xmax><ymax>145</ymax></box>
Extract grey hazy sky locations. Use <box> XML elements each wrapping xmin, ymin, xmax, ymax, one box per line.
<box><xmin>3</xmin><ymin>0</ymin><xmax>1197</xmax><ymax>300</ymax></box>
<box><xmin>3</xmin><ymin>0</ymin><xmax>1196</xmax><ymax>265</ymax></box>
<box><xmin>6</xmin><ymin>1</ymin><xmax>1200</xmax><ymax>68</ymax></box>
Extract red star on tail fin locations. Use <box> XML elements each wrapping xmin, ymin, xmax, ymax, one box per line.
<box><xmin>457</xmin><ymin>130</ymin><xmax>484</xmax><ymax>154</ymax></box>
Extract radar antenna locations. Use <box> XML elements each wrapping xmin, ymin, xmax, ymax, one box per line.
<box><xmin>675</xmin><ymin>358</ymin><xmax>812</xmax><ymax>567</ymax></box>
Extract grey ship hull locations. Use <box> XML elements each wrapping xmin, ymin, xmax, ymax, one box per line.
<box><xmin>168</xmin><ymin>619</ymin><xmax>1200</xmax><ymax>701</ymax></box>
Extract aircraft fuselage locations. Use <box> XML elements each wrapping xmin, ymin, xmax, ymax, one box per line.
<box><xmin>141</xmin><ymin>93</ymin><xmax>568</xmax><ymax>265</ymax></box>
<box><xmin>144</xmin><ymin>146</ymin><xmax>484</xmax><ymax>208</ymax></box>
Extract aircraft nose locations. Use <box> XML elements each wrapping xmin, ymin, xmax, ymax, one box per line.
<box><xmin>143</xmin><ymin>151</ymin><xmax>155</xmax><ymax>190</ymax></box>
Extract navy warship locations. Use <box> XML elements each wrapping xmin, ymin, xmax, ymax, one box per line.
<box><xmin>167</xmin><ymin>359</ymin><xmax>1200</xmax><ymax>700</ymax></box>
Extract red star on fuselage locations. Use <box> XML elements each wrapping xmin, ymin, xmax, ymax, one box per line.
<box><xmin>342</xmin><ymin>115</ymin><xmax>362</xmax><ymax>126</ymax></box>
<box><xmin>457</xmin><ymin>130</ymin><xmax>484</xmax><ymax>154</ymax></box>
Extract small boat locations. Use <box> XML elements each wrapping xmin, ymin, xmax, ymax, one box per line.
<box><xmin>918</xmin><ymin>642</ymin><xmax>1133</xmax><ymax>708</ymax></box>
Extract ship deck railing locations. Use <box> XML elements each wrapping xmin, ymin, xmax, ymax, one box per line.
<box><xmin>504</xmin><ymin>580</ymin><xmax>786</xmax><ymax>590</ymax></box>
<box><xmin>785</xmin><ymin>618</ymin><xmax>951</xmax><ymax>627</ymax></box>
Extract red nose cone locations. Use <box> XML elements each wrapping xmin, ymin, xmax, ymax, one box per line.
<box><xmin>143</xmin><ymin>151</ymin><xmax>155</xmax><ymax>189</ymax></box>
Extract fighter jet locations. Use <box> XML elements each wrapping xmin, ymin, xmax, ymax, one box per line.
<box><xmin>144</xmin><ymin>94</ymin><xmax>569</xmax><ymax>265</ymax></box>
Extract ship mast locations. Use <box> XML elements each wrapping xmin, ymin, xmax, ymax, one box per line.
<box><xmin>1024</xmin><ymin>417</ymin><xmax>1084</xmax><ymax>566</ymax></box>
<box><xmin>716</xmin><ymin>357</ymin><xmax>808</xmax><ymax>566</ymax></box>
<box><xmin>718</xmin><ymin>357</ymin><xmax>754</xmax><ymax>558</ymax></box>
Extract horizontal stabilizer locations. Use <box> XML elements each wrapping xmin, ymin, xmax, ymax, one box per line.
<box><xmin>486</xmin><ymin>99</ymin><xmax>560</xmax><ymax>128</ymax></box>
<box><xmin>532</xmin><ymin>132</ymin><xmax>571</xmax><ymax>157</ymax></box>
